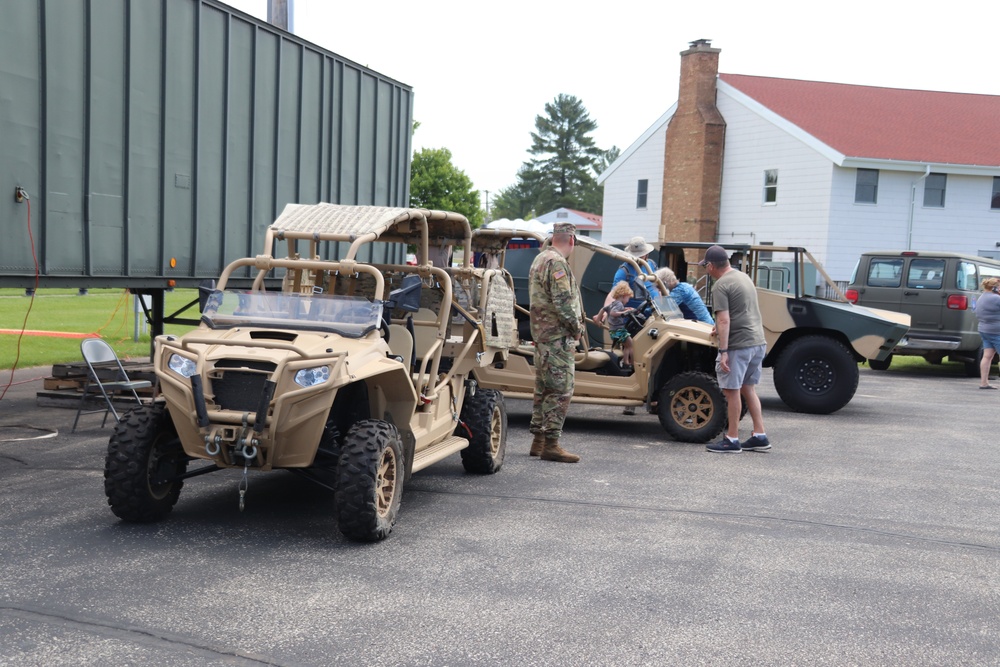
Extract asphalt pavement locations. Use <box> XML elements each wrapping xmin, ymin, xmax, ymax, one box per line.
<box><xmin>1</xmin><ymin>363</ymin><xmax>999</xmax><ymax>666</ymax></box>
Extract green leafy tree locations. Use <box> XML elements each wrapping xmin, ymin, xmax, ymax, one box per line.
<box><xmin>409</xmin><ymin>147</ymin><xmax>484</xmax><ymax>228</ymax></box>
<box><xmin>489</xmin><ymin>165</ymin><xmax>548</xmax><ymax>221</ymax></box>
<box><xmin>528</xmin><ymin>94</ymin><xmax>604</xmax><ymax>210</ymax></box>
<box><xmin>493</xmin><ymin>95</ymin><xmax>613</xmax><ymax>218</ymax></box>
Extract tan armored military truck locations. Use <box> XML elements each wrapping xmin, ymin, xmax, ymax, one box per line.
<box><xmin>104</xmin><ymin>204</ymin><xmax>514</xmax><ymax>541</ymax></box>
<box><xmin>652</xmin><ymin>242</ymin><xmax>911</xmax><ymax>414</ymax></box>
<box><xmin>471</xmin><ymin>229</ymin><xmax>729</xmax><ymax>444</ymax></box>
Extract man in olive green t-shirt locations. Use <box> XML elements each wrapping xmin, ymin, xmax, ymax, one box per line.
<box><xmin>700</xmin><ymin>245</ymin><xmax>771</xmax><ymax>454</ymax></box>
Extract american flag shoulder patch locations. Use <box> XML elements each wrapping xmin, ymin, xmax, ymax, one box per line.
<box><xmin>553</xmin><ymin>269</ymin><xmax>566</xmax><ymax>280</ymax></box>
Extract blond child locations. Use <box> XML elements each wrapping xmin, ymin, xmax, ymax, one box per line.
<box><xmin>595</xmin><ymin>281</ymin><xmax>636</xmax><ymax>368</ymax></box>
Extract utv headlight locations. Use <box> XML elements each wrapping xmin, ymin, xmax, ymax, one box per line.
<box><xmin>294</xmin><ymin>366</ymin><xmax>330</xmax><ymax>388</ymax></box>
<box><xmin>168</xmin><ymin>353</ymin><xmax>198</xmax><ymax>378</ymax></box>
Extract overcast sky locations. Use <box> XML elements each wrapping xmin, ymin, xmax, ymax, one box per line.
<box><xmin>224</xmin><ymin>0</ymin><xmax>999</xmax><ymax>210</ymax></box>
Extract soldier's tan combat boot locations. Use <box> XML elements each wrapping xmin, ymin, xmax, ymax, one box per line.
<box><xmin>540</xmin><ymin>437</ymin><xmax>580</xmax><ymax>463</ymax></box>
<box><xmin>529</xmin><ymin>432</ymin><xmax>545</xmax><ymax>457</ymax></box>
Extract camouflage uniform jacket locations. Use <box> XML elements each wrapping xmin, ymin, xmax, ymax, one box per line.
<box><xmin>529</xmin><ymin>247</ymin><xmax>583</xmax><ymax>343</ymax></box>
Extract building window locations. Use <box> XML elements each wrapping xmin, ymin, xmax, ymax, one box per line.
<box><xmin>992</xmin><ymin>177</ymin><xmax>1000</xmax><ymax>210</ymax></box>
<box><xmin>763</xmin><ymin>170</ymin><xmax>778</xmax><ymax>204</ymax></box>
<box><xmin>923</xmin><ymin>173</ymin><xmax>947</xmax><ymax>207</ymax></box>
<box><xmin>636</xmin><ymin>179</ymin><xmax>648</xmax><ymax>209</ymax></box>
<box><xmin>556</xmin><ymin>211</ymin><xmax>568</xmax><ymax>218</ymax></box>
<box><xmin>855</xmin><ymin>168</ymin><xmax>878</xmax><ymax>204</ymax></box>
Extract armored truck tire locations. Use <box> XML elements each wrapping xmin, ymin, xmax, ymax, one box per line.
<box><xmin>457</xmin><ymin>388</ymin><xmax>507</xmax><ymax>474</ymax></box>
<box><xmin>773</xmin><ymin>335</ymin><xmax>859</xmax><ymax>414</ymax></box>
<box><xmin>869</xmin><ymin>354</ymin><xmax>892</xmax><ymax>371</ymax></box>
<box><xmin>104</xmin><ymin>404</ymin><xmax>189</xmax><ymax>522</ymax></box>
<box><xmin>335</xmin><ymin>420</ymin><xmax>404</xmax><ymax>542</ymax></box>
<box><xmin>657</xmin><ymin>371</ymin><xmax>727</xmax><ymax>443</ymax></box>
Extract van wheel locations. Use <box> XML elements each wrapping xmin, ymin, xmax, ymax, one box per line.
<box><xmin>774</xmin><ymin>336</ymin><xmax>858</xmax><ymax>414</ymax></box>
<box><xmin>869</xmin><ymin>355</ymin><xmax>892</xmax><ymax>371</ymax></box>
<box><xmin>336</xmin><ymin>420</ymin><xmax>403</xmax><ymax>542</ymax></box>
<box><xmin>963</xmin><ymin>347</ymin><xmax>984</xmax><ymax>377</ymax></box>
<box><xmin>657</xmin><ymin>372</ymin><xmax>727</xmax><ymax>443</ymax></box>
<box><xmin>457</xmin><ymin>388</ymin><xmax>507</xmax><ymax>474</ymax></box>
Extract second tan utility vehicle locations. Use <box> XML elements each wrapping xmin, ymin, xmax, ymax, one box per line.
<box><xmin>471</xmin><ymin>230</ymin><xmax>728</xmax><ymax>444</ymax></box>
<box><xmin>104</xmin><ymin>204</ymin><xmax>515</xmax><ymax>541</ymax></box>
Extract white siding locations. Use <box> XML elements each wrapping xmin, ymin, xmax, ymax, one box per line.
<box><xmin>717</xmin><ymin>92</ymin><xmax>834</xmax><ymax>266</ymax></box>
<box><xmin>602</xmin><ymin>83</ymin><xmax>1000</xmax><ymax>283</ymax></box>
<box><xmin>600</xmin><ymin>123</ymin><xmax>666</xmax><ymax>244</ymax></box>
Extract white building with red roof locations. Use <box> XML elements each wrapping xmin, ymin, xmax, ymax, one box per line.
<box><xmin>599</xmin><ymin>40</ymin><xmax>1000</xmax><ymax>282</ymax></box>
<box><xmin>536</xmin><ymin>207</ymin><xmax>603</xmax><ymax>240</ymax></box>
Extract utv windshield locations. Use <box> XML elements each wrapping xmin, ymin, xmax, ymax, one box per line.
<box><xmin>652</xmin><ymin>295</ymin><xmax>685</xmax><ymax>320</ymax></box>
<box><xmin>201</xmin><ymin>290</ymin><xmax>383</xmax><ymax>338</ymax></box>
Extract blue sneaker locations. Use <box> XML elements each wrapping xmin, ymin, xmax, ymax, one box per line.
<box><xmin>706</xmin><ymin>437</ymin><xmax>742</xmax><ymax>453</ymax></box>
<box><xmin>741</xmin><ymin>435</ymin><xmax>771</xmax><ymax>452</ymax></box>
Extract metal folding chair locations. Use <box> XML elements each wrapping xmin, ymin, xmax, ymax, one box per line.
<box><xmin>71</xmin><ymin>338</ymin><xmax>152</xmax><ymax>432</ymax></box>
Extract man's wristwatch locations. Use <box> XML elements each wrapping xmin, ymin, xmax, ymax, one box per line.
<box><xmin>718</xmin><ymin>349</ymin><xmax>728</xmax><ymax>353</ymax></box>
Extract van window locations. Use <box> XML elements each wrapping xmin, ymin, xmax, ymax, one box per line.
<box><xmin>906</xmin><ymin>258</ymin><xmax>945</xmax><ymax>289</ymax></box>
<box><xmin>981</xmin><ymin>265</ymin><xmax>1000</xmax><ymax>280</ymax></box>
<box><xmin>957</xmin><ymin>262</ymin><xmax>977</xmax><ymax>291</ymax></box>
<box><xmin>866</xmin><ymin>258</ymin><xmax>902</xmax><ymax>287</ymax></box>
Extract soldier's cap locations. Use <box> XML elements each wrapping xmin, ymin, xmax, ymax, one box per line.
<box><xmin>552</xmin><ymin>222</ymin><xmax>577</xmax><ymax>235</ymax></box>
<box><xmin>697</xmin><ymin>245</ymin><xmax>730</xmax><ymax>266</ymax></box>
<box><xmin>625</xmin><ymin>236</ymin><xmax>654</xmax><ymax>257</ymax></box>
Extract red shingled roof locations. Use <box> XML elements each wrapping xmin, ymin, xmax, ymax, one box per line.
<box><xmin>719</xmin><ymin>73</ymin><xmax>1000</xmax><ymax>167</ymax></box>
<box><xmin>563</xmin><ymin>208</ymin><xmax>603</xmax><ymax>229</ymax></box>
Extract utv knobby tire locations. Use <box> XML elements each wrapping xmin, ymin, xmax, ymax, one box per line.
<box><xmin>104</xmin><ymin>404</ymin><xmax>188</xmax><ymax>522</ymax></box>
<box><xmin>335</xmin><ymin>420</ymin><xmax>403</xmax><ymax>542</ymax></box>
<box><xmin>657</xmin><ymin>371</ymin><xmax>727</xmax><ymax>443</ymax></box>
<box><xmin>773</xmin><ymin>335</ymin><xmax>859</xmax><ymax>414</ymax></box>
<box><xmin>457</xmin><ymin>388</ymin><xmax>507</xmax><ymax>474</ymax></box>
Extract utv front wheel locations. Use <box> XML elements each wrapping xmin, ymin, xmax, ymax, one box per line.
<box><xmin>773</xmin><ymin>335</ymin><xmax>859</xmax><ymax>414</ymax></box>
<box><xmin>336</xmin><ymin>420</ymin><xmax>403</xmax><ymax>542</ymax></box>
<box><xmin>104</xmin><ymin>404</ymin><xmax>189</xmax><ymax>522</ymax></box>
<box><xmin>457</xmin><ymin>388</ymin><xmax>507</xmax><ymax>474</ymax></box>
<box><xmin>657</xmin><ymin>371</ymin><xmax>727</xmax><ymax>443</ymax></box>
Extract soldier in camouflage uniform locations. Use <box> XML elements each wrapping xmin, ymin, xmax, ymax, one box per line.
<box><xmin>528</xmin><ymin>222</ymin><xmax>583</xmax><ymax>463</ymax></box>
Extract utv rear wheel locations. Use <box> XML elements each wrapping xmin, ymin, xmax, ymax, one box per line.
<box><xmin>457</xmin><ymin>388</ymin><xmax>507</xmax><ymax>474</ymax></box>
<box><xmin>104</xmin><ymin>404</ymin><xmax>188</xmax><ymax>522</ymax></box>
<box><xmin>774</xmin><ymin>335</ymin><xmax>859</xmax><ymax>414</ymax></box>
<box><xmin>336</xmin><ymin>420</ymin><xmax>403</xmax><ymax>542</ymax></box>
<box><xmin>657</xmin><ymin>372</ymin><xmax>727</xmax><ymax>443</ymax></box>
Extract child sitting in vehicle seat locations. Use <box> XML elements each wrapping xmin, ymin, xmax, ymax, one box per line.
<box><xmin>595</xmin><ymin>281</ymin><xmax>636</xmax><ymax>369</ymax></box>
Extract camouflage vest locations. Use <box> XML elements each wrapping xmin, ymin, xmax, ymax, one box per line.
<box><xmin>528</xmin><ymin>247</ymin><xmax>583</xmax><ymax>342</ymax></box>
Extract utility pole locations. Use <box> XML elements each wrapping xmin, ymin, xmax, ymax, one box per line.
<box><xmin>484</xmin><ymin>190</ymin><xmax>490</xmax><ymax>222</ymax></box>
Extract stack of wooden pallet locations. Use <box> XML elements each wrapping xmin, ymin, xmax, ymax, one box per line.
<box><xmin>37</xmin><ymin>361</ymin><xmax>158</xmax><ymax>409</ymax></box>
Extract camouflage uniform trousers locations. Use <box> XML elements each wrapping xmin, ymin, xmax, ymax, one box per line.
<box><xmin>530</xmin><ymin>336</ymin><xmax>576</xmax><ymax>439</ymax></box>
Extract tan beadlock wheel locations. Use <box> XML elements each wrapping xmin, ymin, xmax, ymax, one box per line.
<box><xmin>668</xmin><ymin>385</ymin><xmax>715</xmax><ymax>431</ymax></box>
<box><xmin>458</xmin><ymin>387</ymin><xmax>507</xmax><ymax>474</ymax></box>
<box><xmin>375</xmin><ymin>446</ymin><xmax>398</xmax><ymax>518</ymax></box>
<box><xmin>336</xmin><ymin>419</ymin><xmax>404</xmax><ymax>542</ymax></box>
<box><xmin>657</xmin><ymin>371</ymin><xmax>727</xmax><ymax>443</ymax></box>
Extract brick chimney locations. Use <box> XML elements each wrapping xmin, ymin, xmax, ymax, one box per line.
<box><xmin>659</xmin><ymin>39</ymin><xmax>725</xmax><ymax>246</ymax></box>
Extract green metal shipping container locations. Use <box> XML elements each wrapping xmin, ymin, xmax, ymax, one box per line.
<box><xmin>0</xmin><ymin>0</ymin><xmax>414</xmax><ymax>292</ymax></box>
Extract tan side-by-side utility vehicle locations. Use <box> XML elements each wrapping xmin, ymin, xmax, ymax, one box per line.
<box><xmin>471</xmin><ymin>230</ymin><xmax>729</xmax><ymax>444</ymax></box>
<box><xmin>103</xmin><ymin>204</ymin><xmax>515</xmax><ymax>541</ymax></box>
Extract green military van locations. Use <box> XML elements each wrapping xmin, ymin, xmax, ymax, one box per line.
<box><xmin>845</xmin><ymin>251</ymin><xmax>1000</xmax><ymax>374</ymax></box>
